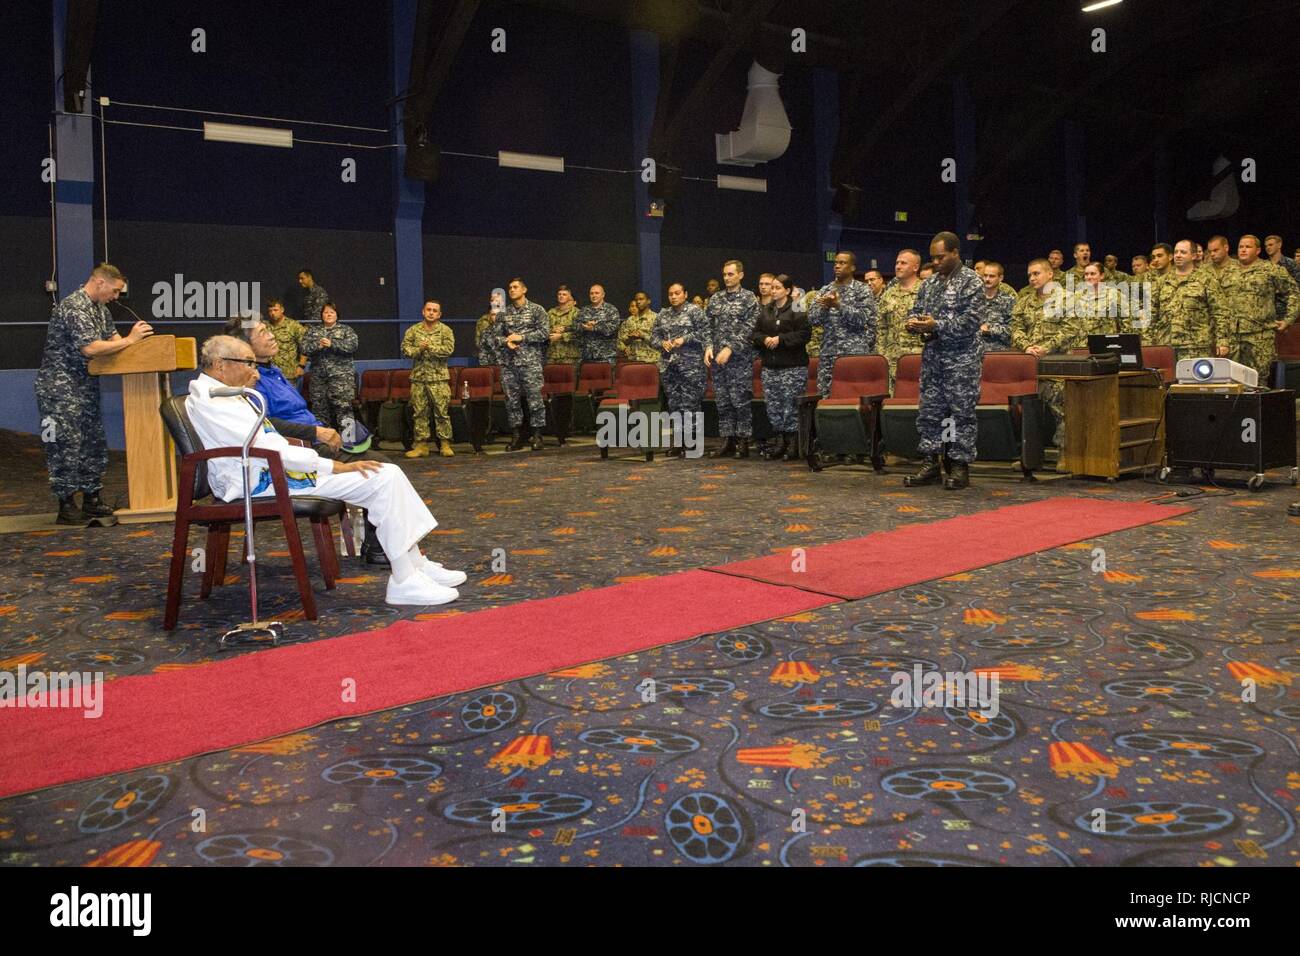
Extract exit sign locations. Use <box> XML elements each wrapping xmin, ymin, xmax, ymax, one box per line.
<box><xmin>894</xmin><ymin>211</ymin><xmax>908</xmax><ymax>222</ymax></box>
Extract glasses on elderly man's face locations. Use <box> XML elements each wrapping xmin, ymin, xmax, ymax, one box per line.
<box><xmin>221</xmin><ymin>356</ymin><xmax>259</xmax><ymax>367</ymax></box>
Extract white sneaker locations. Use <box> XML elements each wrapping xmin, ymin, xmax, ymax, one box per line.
<box><xmin>421</xmin><ymin>557</ymin><xmax>468</xmax><ymax>588</ymax></box>
<box><xmin>385</xmin><ymin>572</ymin><xmax>459</xmax><ymax>606</ymax></box>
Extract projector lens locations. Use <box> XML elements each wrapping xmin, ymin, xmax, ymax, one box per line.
<box><xmin>1193</xmin><ymin>359</ymin><xmax>1213</xmax><ymax>380</ymax></box>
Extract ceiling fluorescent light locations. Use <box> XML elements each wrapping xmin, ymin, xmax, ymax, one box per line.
<box><xmin>203</xmin><ymin>121</ymin><xmax>293</xmax><ymax>148</ymax></box>
<box><xmin>1081</xmin><ymin>0</ymin><xmax>1122</xmax><ymax>11</ymax></box>
<box><xmin>717</xmin><ymin>174</ymin><xmax>767</xmax><ymax>193</ymax></box>
<box><xmin>498</xmin><ymin>151</ymin><xmax>564</xmax><ymax>173</ymax></box>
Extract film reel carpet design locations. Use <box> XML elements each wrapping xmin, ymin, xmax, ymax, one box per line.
<box><xmin>0</xmin><ymin>429</ymin><xmax>1296</xmax><ymax>867</ymax></box>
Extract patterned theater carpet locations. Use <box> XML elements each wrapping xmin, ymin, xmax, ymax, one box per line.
<box><xmin>0</xmin><ymin>429</ymin><xmax>1297</xmax><ymax>867</ymax></box>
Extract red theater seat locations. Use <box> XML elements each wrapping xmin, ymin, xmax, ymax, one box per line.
<box><xmin>542</xmin><ymin>364</ymin><xmax>578</xmax><ymax>444</ymax></box>
<box><xmin>885</xmin><ymin>353</ymin><xmax>922</xmax><ymax>404</ymax></box>
<box><xmin>573</xmin><ymin>362</ymin><xmax>614</xmax><ymax>433</ymax></box>
<box><xmin>810</xmin><ymin>355</ymin><xmax>889</xmax><ymax>469</ymax></box>
<box><xmin>598</xmin><ymin>363</ymin><xmax>662</xmax><ymax>461</ymax></box>
<box><xmin>389</xmin><ymin>369</ymin><xmax>412</xmax><ymax>401</ymax></box>
<box><xmin>1141</xmin><ymin>345</ymin><xmax>1176</xmax><ymax>384</ymax></box>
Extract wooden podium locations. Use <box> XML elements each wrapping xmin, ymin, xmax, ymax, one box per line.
<box><xmin>89</xmin><ymin>335</ymin><xmax>198</xmax><ymax>523</ymax></box>
<box><xmin>1038</xmin><ymin>369</ymin><xmax>1165</xmax><ymax>480</ymax></box>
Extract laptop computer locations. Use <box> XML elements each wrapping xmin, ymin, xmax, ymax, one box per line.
<box><xmin>1088</xmin><ymin>333</ymin><xmax>1143</xmax><ymax>369</ymax></box>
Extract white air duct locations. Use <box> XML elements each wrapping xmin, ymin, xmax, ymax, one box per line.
<box><xmin>715</xmin><ymin>61</ymin><xmax>791</xmax><ymax>167</ymax></box>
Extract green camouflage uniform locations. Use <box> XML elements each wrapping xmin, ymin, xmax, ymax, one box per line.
<box><xmin>546</xmin><ymin>304</ymin><xmax>582</xmax><ymax>366</ymax></box>
<box><xmin>1225</xmin><ymin>259</ymin><xmax>1299</xmax><ymax>379</ymax></box>
<box><xmin>1200</xmin><ymin>259</ymin><xmax>1240</xmax><ymax>300</ymax></box>
<box><xmin>266</xmin><ymin>315</ymin><xmax>305</xmax><ymax>381</ymax></box>
<box><xmin>1063</xmin><ymin>264</ymin><xmax>1091</xmax><ymax>291</ymax></box>
<box><xmin>997</xmin><ymin>281</ymin><xmax>1017</xmax><ymax>297</ymax></box>
<box><xmin>1071</xmin><ymin>284</ymin><xmax>1123</xmax><ymax>339</ymax></box>
<box><xmin>876</xmin><ymin>279</ymin><xmax>922</xmax><ymax>389</ymax></box>
<box><xmin>402</xmin><ymin>321</ymin><xmax>456</xmax><ymax>443</ymax></box>
<box><xmin>1150</xmin><ymin>270</ymin><xmax>1225</xmax><ymax>360</ymax></box>
<box><xmin>1011</xmin><ymin>286</ymin><xmax>1081</xmax><ymax>447</ymax></box>
<box><xmin>617</xmin><ymin>310</ymin><xmax>659</xmax><ymax>364</ymax></box>
<box><xmin>803</xmin><ymin>291</ymin><xmax>822</xmax><ymax>356</ymax></box>
<box><xmin>1021</xmin><ymin>270</ymin><xmax>1065</xmax><ymax>298</ymax></box>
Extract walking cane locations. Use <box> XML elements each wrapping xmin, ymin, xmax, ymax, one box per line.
<box><xmin>208</xmin><ymin>386</ymin><xmax>285</xmax><ymax>650</ymax></box>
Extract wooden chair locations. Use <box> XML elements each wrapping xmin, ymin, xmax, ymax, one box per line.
<box><xmin>160</xmin><ymin>395</ymin><xmax>346</xmax><ymax>630</ymax></box>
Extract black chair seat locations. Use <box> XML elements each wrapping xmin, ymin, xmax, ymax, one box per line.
<box><xmin>291</xmin><ymin>496</ymin><xmax>346</xmax><ymax>518</ymax></box>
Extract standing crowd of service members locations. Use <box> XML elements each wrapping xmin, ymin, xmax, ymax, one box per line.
<box><xmin>34</xmin><ymin>229</ymin><xmax>1300</xmax><ymax>521</ymax></box>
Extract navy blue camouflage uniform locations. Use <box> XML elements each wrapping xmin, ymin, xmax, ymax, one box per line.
<box><xmin>808</xmin><ymin>279</ymin><xmax>878</xmax><ymax>396</ymax></box>
<box><xmin>705</xmin><ymin>287</ymin><xmax>760</xmax><ymax>438</ymax></box>
<box><xmin>495</xmin><ymin>298</ymin><xmax>549</xmax><ymax>428</ymax></box>
<box><xmin>651</xmin><ymin>303</ymin><xmax>709</xmax><ymax>417</ymax></box>
<box><xmin>34</xmin><ymin>288</ymin><xmax>115</xmax><ymax>498</ymax></box>
<box><xmin>578</xmin><ymin>303</ymin><xmax>621</xmax><ymax>365</ymax></box>
<box><xmin>979</xmin><ymin>289</ymin><xmax>1015</xmax><ymax>351</ymax></box>
<box><xmin>301</xmin><ymin>321</ymin><xmax>359</xmax><ymax>430</ymax></box>
<box><xmin>909</xmin><ymin>266</ymin><xmax>987</xmax><ymax>464</ymax></box>
<box><xmin>301</xmin><ymin>284</ymin><xmax>329</xmax><ymax>324</ymax></box>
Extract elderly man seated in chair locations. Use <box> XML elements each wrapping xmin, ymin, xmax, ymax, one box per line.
<box><xmin>187</xmin><ymin>334</ymin><xmax>466</xmax><ymax>606</ymax></box>
<box><xmin>223</xmin><ymin>313</ymin><xmax>391</xmax><ymax>567</ymax></box>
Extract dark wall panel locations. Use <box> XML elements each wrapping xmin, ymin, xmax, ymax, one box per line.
<box><xmin>421</xmin><ymin>3</ymin><xmax>634</xmax><ymax>244</ymax></box>
<box><xmin>0</xmin><ymin>217</ymin><xmax>59</xmax><ymax>325</ymax></box>
<box><xmin>102</xmin><ymin>220</ymin><xmax>395</xmax><ymax>321</ymax></box>
<box><xmin>0</xmin><ymin>3</ymin><xmax>54</xmax><ymax>219</ymax></box>
<box><xmin>88</xmin><ymin>0</ymin><xmax>393</xmax><ymax>231</ymax></box>
<box><xmin>422</xmin><ymin>235</ymin><xmax>638</xmax><ymax>319</ymax></box>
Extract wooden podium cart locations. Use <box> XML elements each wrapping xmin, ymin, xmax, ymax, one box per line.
<box><xmin>89</xmin><ymin>334</ymin><xmax>198</xmax><ymax>523</ymax></box>
<box><xmin>1039</xmin><ymin>369</ymin><xmax>1165</xmax><ymax>480</ymax></box>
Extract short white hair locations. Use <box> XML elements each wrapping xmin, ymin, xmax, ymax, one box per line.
<box><xmin>200</xmin><ymin>334</ymin><xmax>252</xmax><ymax>370</ymax></box>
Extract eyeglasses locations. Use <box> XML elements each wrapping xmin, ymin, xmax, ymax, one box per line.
<box><xmin>220</xmin><ymin>356</ymin><xmax>259</xmax><ymax>367</ymax></box>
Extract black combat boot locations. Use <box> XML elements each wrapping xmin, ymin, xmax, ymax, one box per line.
<box><xmin>359</xmin><ymin>515</ymin><xmax>389</xmax><ymax>566</ymax></box>
<box><xmin>783</xmin><ymin>433</ymin><xmax>800</xmax><ymax>461</ymax></box>
<box><xmin>734</xmin><ymin>438</ymin><xmax>750</xmax><ymax>459</ymax></box>
<box><xmin>709</xmin><ymin>437</ymin><xmax>736</xmax><ymax>459</ymax></box>
<box><xmin>530</xmin><ymin>426</ymin><xmax>544</xmax><ymax>451</ymax></box>
<box><xmin>944</xmin><ymin>460</ymin><xmax>971</xmax><ymax>490</ymax></box>
<box><xmin>56</xmin><ymin>496</ymin><xmax>85</xmax><ymax>525</ymax></box>
<box><xmin>903</xmin><ymin>455</ymin><xmax>943</xmax><ymax>487</ymax></box>
<box><xmin>81</xmin><ymin>492</ymin><xmax>115</xmax><ymax>518</ymax></box>
<box><xmin>507</xmin><ymin>427</ymin><xmax>527</xmax><ymax>451</ymax></box>
<box><xmin>664</xmin><ymin>427</ymin><xmax>684</xmax><ymax>458</ymax></box>
<box><xmin>763</xmin><ymin>433</ymin><xmax>787</xmax><ymax>460</ymax></box>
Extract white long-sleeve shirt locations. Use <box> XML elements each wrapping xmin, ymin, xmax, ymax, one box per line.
<box><xmin>187</xmin><ymin>373</ymin><xmax>335</xmax><ymax>501</ymax></box>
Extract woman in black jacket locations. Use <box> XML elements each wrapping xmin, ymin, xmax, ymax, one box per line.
<box><xmin>751</xmin><ymin>274</ymin><xmax>810</xmax><ymax>460</ymax></box>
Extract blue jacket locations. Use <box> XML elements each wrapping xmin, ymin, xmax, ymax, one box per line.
<box><xmin>254</xmin><ymin>362</ymin><xmax>320</xmax><ymax>428</ymax></box>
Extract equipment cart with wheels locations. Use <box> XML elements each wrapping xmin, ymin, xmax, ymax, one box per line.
<box><xmin>1162</xmin><ymin>388</ymin><xmax>1297</xmax><ymax>492</ymax></box>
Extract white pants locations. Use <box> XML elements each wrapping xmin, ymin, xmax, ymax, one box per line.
<box><xmin>249</xmin><ymin>463</ymin><xmax>435</xmax><ymax>559</ymax></box>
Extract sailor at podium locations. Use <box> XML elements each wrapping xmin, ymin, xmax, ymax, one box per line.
<box><xmin>34</xmin><ymin>263</ymin><xmax>153</xmax><ymax>525</ymax></box>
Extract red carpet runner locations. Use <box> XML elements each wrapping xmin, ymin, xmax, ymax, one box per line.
<box><xmin>0</xmin><ymin>571</ymin><xmax>832</xmax><ymax>797</ymax></box>
<box><xmin>708</xmin><ymin>498</ymin><xmax>1190</xmax><ymax>600</ymax></box>
<box><xmin>0</xmin><ymin>498</ymin><xmax>1188</xmax><ymax>797</ymax></box>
